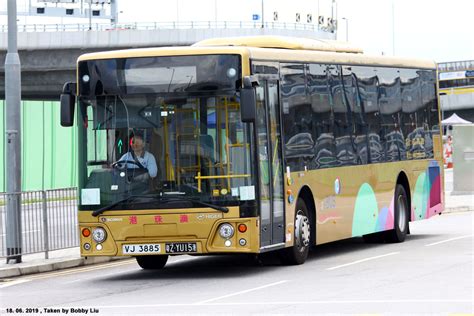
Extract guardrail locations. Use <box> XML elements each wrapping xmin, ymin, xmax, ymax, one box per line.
<box><xmin>0</xmin><ymin>21</ymin><xmax>332</xmax><ymax>33</ymax></box>
<box><xmin>0</xmin><ymin>188</ymin><xmax>78</xmax><ymax>262</ymax></box>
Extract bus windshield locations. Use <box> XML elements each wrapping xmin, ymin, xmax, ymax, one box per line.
<box><xmin>78</xmin><ymin>93</ymin><xmax>255</xmax><ymax>211</ymax></box>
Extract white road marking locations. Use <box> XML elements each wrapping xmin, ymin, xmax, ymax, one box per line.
<box><xmin>63</xmin><ymin>257</ymin><xmax>196</xmax><ymax>284</ymax></box>
<box><xmin>63</xmin><ymin>270</ymin><xmax>124</xmax><ymax>284</ymax></box>
<box><xmin>326</xmin><ymin>252</ymin><xmax>400</xmax><ymax>271</ymax></box>
<box><xmin>425</xmin><ymin>234</ymin><xmax>473</xmax><ymax>247</ymax></box>
<box><xmin>5</xmin><ymin>256</ymin><xmax>194</xmax><ymax>286</ymax></box>
<box><xmin>195</xmin><ymin>280</ymin><xmax>288</xmax><ymax>305</ymax></box>
<box><xmin>192</xmin><ymin>299</ymin><xmax>474</xmax><ymax>306</ymax></box>
<box><xmin>0</xmin><ymin>279</ymin><xmax>31</xmax><ymax>289</ymax></box>
<box><xmin>28</xmin><ymin>259</ymin><xmax>135</xmax><ymax>280</ymax></box>
<box><xmin>68</xmin><ymin>298</ymin><xmax>472</xmax><ymax>309</ymax></box>
<box><xmin>4</xmin><ymin>259</ymin><xmax>135</xmax><ymax>286</ymax></box>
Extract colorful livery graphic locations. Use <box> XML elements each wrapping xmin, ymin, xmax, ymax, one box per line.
<box><xmin>60</xmin><ymin>36</ymin><xmax>443</xmax><ymax>268</ymax></box>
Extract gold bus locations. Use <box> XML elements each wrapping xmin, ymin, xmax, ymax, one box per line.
<box><xmin>60</xmin><ymin>36</ymin><xmax>444</xmax><ymax>269</ymax></box>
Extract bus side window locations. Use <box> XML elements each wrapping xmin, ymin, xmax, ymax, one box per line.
<box><xmin>354</xmin><ymin>67</ymin><xmax>383</xmax><ymax>164</ymax></box>
<box><xmin>351</xmin><ymin>66</ymin><xmax>374</xmax><ymax>165</ymax></box>
<box><xmin>400</xmin><ymin>69</ymin><xmax>421</xmax><ymax>160</ymax></box>
<box><xmin>281</xmin><ymin>63</ymin><xmax>312</xmax><ymax>170</ymax></box>
<box><xmin>420</xmin><ymin>69</ymin><xmax>438</xmax><ymax>159</ymax></box>
<box><xmin>308</xmin><ymin>63</ymin><xmax>337</xmax><ymax>169</ymax></box>
<box><xmin>330</xmin><ymin>65</ymin><xmax>356</xmax><ymax>167</ymax></box>
<box><xmin>376</xmin><ymin>67</ymin><xmax>403</xmax><ymax>162</ymax></box>
<box><xmin>343</xmin><ymin>65</ymin><xmax>369</xmax><ymax>165</ymax></box>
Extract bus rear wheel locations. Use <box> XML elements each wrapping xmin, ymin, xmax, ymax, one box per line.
<box><xmin>386</xmin><ymin>184</ymin><xmax>409</xmax><ymax>243</ymax></box>
<box><xmin>136</xmin><ymin>255</ymin><xmax>169</xmax><ymax>269</ymax></box>
<box><xmin>280</xmin><ymin>198</ymin><xmax>310</xmax><ymax>265</ymax></box>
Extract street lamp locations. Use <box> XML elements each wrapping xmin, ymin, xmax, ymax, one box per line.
<box><xmin>342</xmin><ymin>17</ymin><xmax>348</xmax><ymax>42</ymax></box>
<box><xmin>88</xmin><ymin>1</ymin><xmax>92</xmax><ymax>30</ymax></box>
<box><xmin>5</xmin><ymin>0</ymin><xmax>22</xmax><ymax>264</ymax></box>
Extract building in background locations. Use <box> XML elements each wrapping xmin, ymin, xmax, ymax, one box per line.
<box><xmin>438</xmin><ymin>60</ymin><xmax>474</xmax><ymax>122</ymax></box>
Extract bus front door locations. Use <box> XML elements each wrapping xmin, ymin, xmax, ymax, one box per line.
<box><xmin>256</xmin><ymin>81</ymin><xmax>285</xmax><ymax>249</ymax></box>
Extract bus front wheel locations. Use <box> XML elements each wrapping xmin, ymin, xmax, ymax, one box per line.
<box><xmin>280</xmin><ymin>198</ymin><xmax>310</xmax><ymax>265</ymax></box>
<box><xmin>136</xmin><ymin>255</ymin><xmax>169</xmax><ymax>269</ymax></box>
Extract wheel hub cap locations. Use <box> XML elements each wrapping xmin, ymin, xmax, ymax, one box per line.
<box><xmin>295</xmin><ymin>212</ymin><xmax>310</xmax><ymax>249</ymax></box>
<box><xmin>397</xmin><ymin>195</ymin><xmax>407</xmax><ymax>232</ymax></box>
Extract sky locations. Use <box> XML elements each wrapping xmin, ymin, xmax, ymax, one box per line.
<box><xmin>1</xmin><ymin>0</ymin><xmax>473</xmax><ymax>62</ymax></box>
<box><xmin>337</xmin><ymin>0</ymin><xmax>474</xmax><ymax>62</ymax></box>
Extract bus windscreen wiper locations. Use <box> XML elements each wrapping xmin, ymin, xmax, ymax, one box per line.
<box><xmin>92</xmin><ymin>195</ymin><xmax>147</xmax><ymax>217</ymax></box>
<box><xmin>92</xmin><ymin>195</ymin><xmax>229</xmax><ymax>217</ymax></box>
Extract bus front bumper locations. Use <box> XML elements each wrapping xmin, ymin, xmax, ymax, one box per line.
<box><xmin>78</xmin><ymin>216</ymin><xmax>260</xmax><ymax>257</ymax></box>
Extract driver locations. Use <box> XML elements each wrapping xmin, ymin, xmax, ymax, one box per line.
<box><xmin>118</xmin><ymin>134</ymin><xmax>158</xmax><ymax>179</ymax></box>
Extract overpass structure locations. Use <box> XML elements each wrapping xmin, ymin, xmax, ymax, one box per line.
<box><xmin>0</xmin><ymin>21</ymin><xmax>336</xmax><ymax>99</ymax></box>
<box><xmin>438</xmin><ymin>60</ymin><xmax>474</xmax><ymax>122</ymax></box>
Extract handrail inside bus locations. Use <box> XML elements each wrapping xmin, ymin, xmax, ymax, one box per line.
<box><xmin>195</xmin><ymin>172</ymin><xmax>251</xmax><ymax>192</ymax></box>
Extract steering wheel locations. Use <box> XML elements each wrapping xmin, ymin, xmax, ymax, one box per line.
<box><xmin>112</xmin><ymin>160</ymin><xmax>146</xmax><ymax>170</ymax></box>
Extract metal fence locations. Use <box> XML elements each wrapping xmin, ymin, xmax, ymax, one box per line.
<box><xmin>0</xmin><ymin>188</ymin><xmax>78</xmax><ymax>261</ymax></box>
<box><xmin>0</xmin><ymin>20</ymin><xmax>330</xmax><ymax>33</ymax></box>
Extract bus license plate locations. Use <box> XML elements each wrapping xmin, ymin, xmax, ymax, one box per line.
<box><xmin>165</xmin><ymin>242</ymin><xmax>197</xmax><ymax>253</ymax></box>
<box><xmin>122</xmin><ymin>244</ymin><xmax>161</xmax><ymax>254</ymax></box>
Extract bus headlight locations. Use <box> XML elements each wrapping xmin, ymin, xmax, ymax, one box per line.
<box><xmin>92</xmin><ymin>227</ymin><xmax>107</xmax><ymax>243</ymax></box>
<box><xmin>218</xmin><ymin>223</ymin><xmax>234</xmax><ymax>239</ymax></box>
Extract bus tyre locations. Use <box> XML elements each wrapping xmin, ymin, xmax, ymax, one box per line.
<box><xmin>386</xmin><ymin>184</ymin><xmax>409</xmax><ymax>243</ymax></box>
<box><xmin>136</xmin><ymin>255</ymin><xmax>169</xmax><ymax>269</ymax></box>
<box><xmin>280</xmin><ymin>198</ymin><xmax>310</xmax><ymax>265</ymax></box>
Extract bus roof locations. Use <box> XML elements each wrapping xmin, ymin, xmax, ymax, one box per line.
<box><xmin>78</xmin><ymin>36</ymin><xmax>436</xmax><ymax>70</ymax></box>
<box><xmin>193</xmin><ymin>35</ymin><xmax>364</xmax><ymax>54</ymax></box>
<box><xmin>247</xmin><ymin>47</ymin><xmax>436</xmax><ymax>69</ymax></box>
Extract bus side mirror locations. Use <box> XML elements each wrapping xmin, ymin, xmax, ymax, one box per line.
<box><xmin>240</xmin><ymin>76</ymin><xmax>258</xmax><ymax>123</ymax></box>
<box><xmin>240</xmin><ymin>87</ymin><xmax>256</xmax><ymax>123</ymax></box>
<box><xmin>60</xmin><ymin>82</ymin><xmax>76</xmax><ymax>127</ymax></box>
